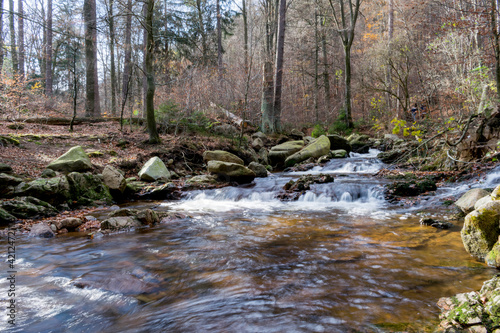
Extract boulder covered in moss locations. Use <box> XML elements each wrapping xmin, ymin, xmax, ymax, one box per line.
<box><xmin>461</xmin><ymin>201</ymin><xmax>500</xmax><ymax>261</ymax></box>
<box><xmin>207</xmin><ymin>160</ymin><xmax>256</xmax><ymax>184</ymax></box>
<box><xmin>1</xmin><ymin>196</ymin><xmax>58</xmax><ymax>220</ymax></box>
<box><xmin>203</xmin><ymin>150</ymin><xmax>244</xmax><ymax>165</ymax></box>
<box><xmin>138</xmin><ymin>157</ymin><xmax>171</xmax><ymax>182</ymax></box>
<box><xmin>268</xmin><ymin>140</ymin><xmax>304</xmax><ymax>167</ymax></box>
<box><xmin>47</xmin><ymin>146</ymin><xmax>92</xmax><ymax>173</ymax></box>
<box><xmin>67</xmin><ymin>172</ymin><xmax>113</xmax><ymax>206</ymax></box>
<box><xmin>284</xmin><ymin>135</ymin><xmax>331</xmax><ymax>167</ymax></box>
<box><xmin>14</xmin><ymin>176</ymin><xmax>71</xmax><ymax>206</ymax></box>
<box><xmin>385</xmin><ymin>178</ymin><xmax>437</xmax><ymax>197</ymax></box>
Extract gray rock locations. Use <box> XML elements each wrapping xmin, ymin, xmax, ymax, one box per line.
<box><xmin>269</xmin><ymin>140</ymin><xmax>304</xmax><ymax>167</ymax></box>
<box><xmin>100</xmin><ymin>216</ymin><xmax>142</xmax><ymax>230</ymax></box>
<box><xmin>29</xmin><ymin>223</ymin><xmax>55</xmax><ymax>238</ymax></box>
<box><xmin>0</xmin><ymin>173</ymin><xmax>23</xmax><ymax>197</ymax></box>
<box><xmin>40</xmin><ymin>169</ymin><xmax>57</xmax><ymax>178</ymax></box>
<box><xmin>203</xmin><ymin>150</ymin><xmax>244</xmax><ymax>165</ymax></box>
<box><xmin>138</xmin><ymin>157</ymin><xmax>171</xmax><ymax>182</ymax></box>
<box><xmin>455</xmin><ymin>188</ymin><xmax>491</xmax><ymax>214</ymax></box>
<box><xmin>327</xmin><ymin>135</ymin><xmax>352</xmax><ymax>153</ymax></box>
<box><xmin>47</xmin><ymin>146</ymin><xmax>92</xmax><ymax>173</ymax></box>
<box><xmin>248</xmin><ymin>162</ymin><xmax>268</xmax><ymax>178</ymax></box>
<box><xmin>475</xmin><ymin>195</ymin><xmax>494</xmax><ymax>210</ymax></box>
<box><xmin>14</xmin><ymin>176</ymin><xmax>71</xmax><ymax>206</ymax></box>
<box><xmin>67</xmin><ymin>172</ymin><xmax>113</xmax><ymax>206</ymax></box>
<box><xmin>251</xmin><ymin>131</ymin><xmax>267</xmax><ymax>141</ymax></box>
<box><xmin>251</xmin><ymin>137</ymin><xmax>265</xmax><ymax>151</ymax></box>
<box><xmin>207</xmin><ymin>160</ymin><xmax>256</xmax><ymax>184</ymax></box>
<box><xmin>186</xmin><ymin>174</ymin><xmax>218</xmax><ymax>185</ymax></box>
<box><xmin>54</xmin><ymin>217</ymin><xmax>83</xmax><ymax>230</ymax></box>
<box><xmin>461</xmin><ymin>201</ymin><xmax>500</xmax><ymax>260</ymax></box>
<box><xmin>330</xmin><ymin>149</ymin><xmax>348</xmax><ymax>158</ymax></box>
<box><xmin>1</xmin><ymin>196</ymin><xmax>58</xmax><ymax>219</ymax></box>
<box><xmin>102</xmin><ymin>165</ymin><xmax>127</xmax><ymax>192</ymax></box>
<box><xmin>285</xmin><ymin>135</ymin><xmax>331</xmax><ymax>167</ymax></box>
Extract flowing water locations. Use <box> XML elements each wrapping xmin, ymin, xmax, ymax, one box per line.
<box><xmin>1</xmin><ymin>150</ymin><xmax>498</xmax><ymax>332</ymax></box>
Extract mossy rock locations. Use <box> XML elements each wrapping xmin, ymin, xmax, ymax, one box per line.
<box><xmin>0</xmin><ymin>135</ymin><xmax>20</xmax><ymax>146</ymax></box>
<box><xmin>1</xmin><ymin>196</ymin><xmax>58</xmax><ymax>220</ymax></box>
<box><xmin>47</xmin><ymin>146</ymin><xmax>92</xmax><ymax>174</ymax></box>
<box><xmin>202</xmin><ymin>150</ymin><xmax>244</xmax><ymax>165</ymax></box>
<box><xmin>268</xmin><ymin>140</ymin><xmax>304</xmax><ymax>167</ymax></box>
<box><xmin>67</xmin><ymin>172</ymin><xmax>113</xmax><ymax>206</ymax></box>
<box><xmin>207</xmin><ymin>160</ymin><xmax>256</xmax><ymax>184</ymax></box>
<box><xmin>386</xmin><ymin>178</ymin><xmax>437</xmax><ymax>197</ymax></box>
<box><xmin>461</xmin><ymin>201</ymin><xmax>500</xmax><ymax>261</ymax></box>
<box><xmin>0</xmin><ymin>208</ymin><xmax>17</xmax><ymax>225</ymax></box>
<box><xmin>285</xmin><ymin>135</ymin><xmax>331</xmax><ymax>167</ymax></box>
<box><xmin>138</xmin><ymin>157</ymin><xmax>171</xmax><ymax>182</ymax></box>
<box><xmin>14</xmin><ymin>176</ymin><xmax>71</xmax><ymax>206</ymax></box>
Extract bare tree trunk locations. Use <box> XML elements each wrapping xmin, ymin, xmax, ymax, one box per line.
<box><xmin>45</xmin><ymin>0</ymin><xmax>52</xmax><ymax>95</ymax></box>
<box><xmin>142</xmin><ymin>3</ymin><xmax>147</xmax><ymax>115</ymax></box>
<box><xmin>122</xmin><ymin>0</ymin><xmax>132</xmax><ymax>109</ymax></box>
<box><xmin>164</xmin><ymin>0</ymin><xmax>170</xmax><ymax>87</ymax></box>
<box><xmin>145</xmin><ymin>0</ymin><xmax>160</xmax><ymax>143</ymax></box>
<box><xmin>0</xmin><ymin>0</ymin><xmax>4</xmax><ymax>73</ymax></box>
<box><xmin>17</xmin><ymin>0</ymin><xmax>23</xmax><ymax>78</ymax></box>
<box><xmin>41</xmin><ymin>3</ymin><xmax>46</xmax><ymax>88</ymax></box>
<box><xmin>321</xmin><ymin>30</ymin><xmax>331</xmax><ymax>116</ymax></box>
<box><xmin>314</xmin><ymin>3</ymin><xmax>319</xmax><ymax>123</ymax></box>
<box><xmin>9</xmin><ymin>0</ymin><xmax>18</xmax><ymax>74</ymax></box>
<box><xmin>196</xmin><ymin>0</ymin><xmax>208</xmax><ymax>65</ymax></box>
<box><xmin>273</xmin><ymin>0</ymin><xmax>286</xmax><ymax>132</ymax></box>
<box><xmin>217</xmin><ymin>0</ymin><xmax>222</xmax><ymax>79</ymax></box>
<box><xmin>242</xmin><ymin>0</ymin><xmax>248</xmax><ymax>74</ymax></box>
<box><xmin>84</xmin><ymin>0</ymin><xmax>101</xmax><ymax>117</ymax></box>
<box><xmin>492</xmin><ymin>0</ymin><xmax>500</xmax><ymax>101</ymax></box>
<box><xmin>108</xmin><ymin>0</ymin><xmax>117</xmax><ymax>115</ymax></box>
<box><xmin>260</xmin><ymin>0</ymin><xmax>276</xmax><ymax>133</ymax></box>
<box><xmin>385</xmin><ymin>0</ymin><xmax>394</xmax><ymax>113</ymax></box>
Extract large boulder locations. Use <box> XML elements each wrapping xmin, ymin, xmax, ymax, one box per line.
<box><xmin>67</xmin><ymin>172</ymin><xmax>113</xmax><ymax>206</ymax></box>
<box><xmin>100</xmin><ymin>216</ymin><xmax>142</xmax><ymax>230</ymax></box>
<box><xmin>455</xmin><ymin>188</ymin><xmax>491</xmax><ymax>214</ymax></box>
<box><xmin>207</xmin><ymin>160</ymin><xmax>256</xmax><ymax>184</ymax></box>
<box><xmin>327</xmin><ymin>135</ymin><xmax>352</xmax><ymax>153</ymax></box>
<box><xmin>461</xmin><ymin>201</ymin><xmax>500</xmax><ymax>261</ymax></box>
<box><xmin>0</xmin><ymin>173</ymin><xmax>23</xmax><ymax>197</ymax></box>
<box><xmin>102</xmin><ymin>165</ymin><xmax>127</xmax><ymax>193</ymax></box>
<box><xmin>284</xmin><ymin>135</ymin><xmax>331</xmax><ymax>167</ymax></box>
<box><xmin>29</xmin><ymin>223</ymin><xmax>55</xmax><ymax>238</ymax></box>
<box><xmin>14</xmin><ymin>176</ymin><xmax>71</xmax><ymax>206</ymax></box>
<box><xmin>0</xmin><ymin>208</ymin><xmax>17</xmax><ymax>225</ymax></box>
<box><xmin>138</xmin><ymin>157</ymin><xmax>171</xmax><ymax>182</ymax></box>
<box><xmin>377</xmin><ymin>149</ymin><xmax>406</xmax><ymax>164</ymax></box>
<box><xmin>268</xmin><ymin>140</ymin><xmax>304</xmax><ymax>167</ymax></box>
<box><xmin>202</xmin><ymin>150</ymin><xmax>244</xmax><ymax>165</ymax></box>
<box><xmin>347</xmin><ymin>133</ymin><xmax>371</xmax><ymax>153</ymax></box>
<box><xmin>47</xmin><ymin>146</ymin><xmax>92</xmax><ymax>173</ymax></box>
<box><xmin>1</xmin><ymin>196</ymin><xmax>58</xmax><ymax>220</ymax></box>
<box><xmin>248</xmin><ymin>162</ymin><xmax>268</xmax><ymax>178</ymax></box>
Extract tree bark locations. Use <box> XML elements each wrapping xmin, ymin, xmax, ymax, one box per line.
<box><xmin>9</xmin><ymin>0</ymin><xmax>18</xmax><ymax>74</ymax></box>
<box><xmin>492</xmin><ymin>0</ymin><xmax>500</xmax><ymax>101</ymax></box>
<box><xmin>84</xmin><ymin>0</ymin><xmax>101</xmax><ymax>117</ymax></box>
<box><xmin>108</xmin><ymin>0</ymin><xmax>117</xmax><ymax>115</ymax></box>
<box><xmin>217</xmin><ymin>0</ymin><xmax>222</xmax><ymax>79</ymax></box>
<box><xmin>45</xmin><ymin>0</ymin><xmax>52</xmax><ymax>95</ymax></box>
<box><xmin>145</xmin><ymin>0</ymin><xmax>160</xmax><ymax>143</ymax></box>
<box><xmin>273</xmin><ymin>0</ymin><xmax>286</xmax><ymax>132</ymax></box>
<box><xmin>122</xmin><ymin>0</ymin><xmax>132</xmax><ymax>109</ymax></box>
<box><xmin>17</xmin><ymin>0</ymin><xmax>23</xmax><ymax>78</ymax></box>
<box><xmin>260</xmin><ymin>0</ymin><xmax>276</xmax><ymax>134</ymax></box>
<box><xmin>0</xmin><ymin>0</ymin><xmax>4</xmax><ymax>73</ymax></box>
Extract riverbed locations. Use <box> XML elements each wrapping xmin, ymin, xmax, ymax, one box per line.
<box><xmin>1</xmin><ymin>150</ymin><xmax>497</xmax><ymax>332</ymax></box>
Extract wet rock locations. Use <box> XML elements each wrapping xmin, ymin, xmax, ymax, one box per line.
<box><xmin>284</xmin><ymin>135</ymin><xmax>331</xmax><ymax>167</ymax></box>
<box><xmin>461</xmin><ymin>201</ymin><xmax>500</xmax><ymax>261</ymax></box>
<box><xmin>248</xmin><ymin>162</ymin><xmax>268</xmax><ymax>178</ymax></box>
<box><xmin>268</xmin><ymin>140</ymin><xmax>304</xmax><ymax>167</ymax></box>
<box><xmin>385</xmin><ymin>178</ymin><xmax>437</xmax><ymax>197</ymax></box>
<box><xmin>14</xmin><ymin>175</ymin><xmax>71</xmax><ymax>207</ymax></box>
<box><xmin>202</xmin><ymin>150</ymin><xmax>244</xmax><ymax>165</ymax></box>
<box><xmin>0</xmin><ymin>208</ymin><xmax>17</xmax><ymax>225</ymax></box>
<box><xmin>138</xmin><ymin>157</ymin><xmax>171</xmax><ymax>182</ymax></box>
<box><xmin>377</xmin><ymin>149</ymin><xmax>406</xmax><ymax>164</ymax></box>
<box><xmin>347</xmin><ymin>133</ymin><xmax>371</xmax><ymax>153</ymax></box>
<box><xmin>455</xmin><ymin>188</ymin><xmax>491</xmax><ymax>215</ymax></box>
<box><xmin>437</xmin><ymin>276</ymin><xmax>500</xmax><ymax>332</ymax></box>
<box><xmin>67</xmin><ymin>172</ymin><xmax>113</xmax><ymax>206</ymax></box>
<box><xmin>136</xmin><ymin>209</ymin><xmax>160</xmax><ymax>225</ymax></box>
<box><xmin>100</xmin><ymin>216</ymin><xmax>142</xmax><ymax>230</ymax></box>
<box><xmin>331</xmin><ymin>149</ymin><xmax>348</xmax><ymax>158</ymax></box>
<box><xmin>327</xmin><ymin>134</ymin><xmax>352</xmax><ymax>153</ymax></box>
<box><xmin>47</xmin><ymin>146</ymin><xmax>92</xmax><ymax>174</ymax></box>
<box><xmin>278</xmin><ymin>174</ymin><xmax>334</xmax><ymax>200</ymax></box>
<box><xmin>186</xmin><ymin>174</ymin><xmax>219</xmax><ymax>186</ymax></box>
<box><xmin>1</xmin><ymin>196</ymin><xmax>58</xmax><ymax>219</ymax></box>
<box><xmin>54</xmin><ymin>217</ymin><xmax>83</xmax><ymax>231</ymax></box>
<box><xmin>0</xmin><ymin>173</ymin><xmax>23</xmax><ymax>197</ymax></box>
<box><xmin>102</xmin><ymin>165</ymin><xmax>127</xmax><ymax>193</ymax></box>
<box><xmin>419</xmin><ymin>218</ymin><xmax>454</xmax><ymax>229</ymax></box>
<box><xmin>29</xmin><ymin>223</ymin><xmax>55</xmax><ymax>238</ymax></box>
<box><xmin>207</xmin><ymin>160</ymin><xmax>256</xmax><ymax>184</ymax></box>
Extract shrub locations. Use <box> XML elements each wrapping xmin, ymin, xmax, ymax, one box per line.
<box><xmin>311</xmin><ymin>124</ymin><xmax>326</xmax><ymax>138</ymax></box>
<box><xmin>155</xmin><ymin>100</ymin><xmax>211</xmax><ymax>135</ymax></box>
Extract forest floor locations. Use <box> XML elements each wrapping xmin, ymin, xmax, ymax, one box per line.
<box><xmin>0</xmin><ymin>119</ymin><xmax>240</xmax><ymax>180</ymax></box>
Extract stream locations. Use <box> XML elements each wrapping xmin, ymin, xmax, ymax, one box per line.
<box><xmin>2</xmin><ymin>150</ymin><xmax>499</xmax><ymax>332</ymax></box>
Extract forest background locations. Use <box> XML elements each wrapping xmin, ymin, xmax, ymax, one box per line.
<box><xmin>0</xmin><ymin>0</ymin><xmax>498</xmax><ymax>142</ymax></box>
